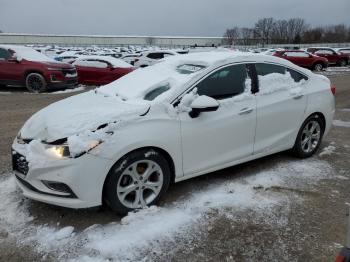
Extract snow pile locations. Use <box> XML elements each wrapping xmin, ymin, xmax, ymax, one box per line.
<box><xmin>333</xmin><ymin>119</ymin><xmax>350</xmax><ymax>128</ymax></box>
<box><xmin>0</xmin><ymin>159</ymin><xmax>333</xmax><ymax>261</ymax></box>
<box><xmin>319</xmin><ymin>145</ymin><xmax>336</xmax><ymax>156</ymax></box>
<box><xmin>257</xmin><ymin>72</ymin><xmax>305</xmax><ymax>95</ymax></box>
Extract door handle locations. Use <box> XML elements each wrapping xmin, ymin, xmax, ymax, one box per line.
<box><xmin>293</xmin><ymin>94</ymin><xmax>304</xmax><ymax>100</ymax></box>
<box><xmin>239</xmin><ymin>107</ymin><xmax>254</xmax><ymax>115</ymax></box>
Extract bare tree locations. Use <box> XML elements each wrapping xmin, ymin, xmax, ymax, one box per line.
<box><xmin>241</xmin><ymin>28</ymin><xmax>254</xmax><ymax>45</ymax></box>
<box><xmin>254</xmin><ymin>18</ymin><xmax>275</xmax><ymax>45</ymax></box>
<box><xmin>223</xmin><ymin>27</ymin><xmax>240</xmax><ymax>45</ymax></box>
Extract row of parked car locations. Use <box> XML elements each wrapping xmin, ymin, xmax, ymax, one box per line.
<box><xmin>0</xmin><ymin>44</ymin><xmax>349</xmax><ymax>92</ymax></box>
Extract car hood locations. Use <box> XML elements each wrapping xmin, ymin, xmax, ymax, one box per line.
<box><xmin>39</xmin><ymin>61</ymin><xmax>74</xmax><ymax>69</ymax></box>
<box><xmin>20</xmin><ymin>90</ymin><xmax>150</xmax><ymax>142</ymax></box>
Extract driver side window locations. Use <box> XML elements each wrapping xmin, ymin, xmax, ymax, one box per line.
<box><xmin>196</xmin><ymin>64</ymin><xmax>249</xmax><ymax>100</ymax></box>
<box><xmin>0</xmin><ymin>48</ymin><xmax>11</xmax><ymax>60</ymax></box>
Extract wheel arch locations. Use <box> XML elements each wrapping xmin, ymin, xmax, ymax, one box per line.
<box><xmin>24</xmin><ymin>70</ymin><xmax>47</xmax><ymax>82</ymax></box>
<box><xmin>304</xmin><ymin>112</ymin><xmax>326</xmax><ymax>132</ymax></box>
<box><xmin>101</xmin><ymin>146</ymin><xmax>176</xmax><ymax>203</ymax></box>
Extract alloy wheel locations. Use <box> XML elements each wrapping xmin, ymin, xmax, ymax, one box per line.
<box><xmin>300</xmin><ymin>120</ymin><xmax>321</xmax><ymax>154</ymax></box>
<box><xmin>116</xmin><ymin>160</ymin><xmax>164</xmax><ymax>209</ymax></box>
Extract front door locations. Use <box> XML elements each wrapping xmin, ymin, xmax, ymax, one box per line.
<box><xmin>179</xmin><ymin>64</ymin><xmax>257</xmax><ymax>176</ymax></box>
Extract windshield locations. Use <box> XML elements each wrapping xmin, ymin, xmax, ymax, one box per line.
<box><xmin>98</xmin><ymin>61</ymin><xmax>201</xmax><ymax>101</ymax></box>
<box><xmin>12</xmin><ymin>47</ymin><xmax>54</xmax><ymax>62</ymax></box>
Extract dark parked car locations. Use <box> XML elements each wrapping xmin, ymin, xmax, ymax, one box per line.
<box><xmin>307</xmin><ymin>47</ymin><xmax>349</xmax><ymax>66</ymax></box>
<box><xmin>73</xmin><ymin>56</ymin><xmax>135</xmax><ymax>86</ymax></box>
<box><xmin>0</xmin><ymin>45</ymin><xmax>78</xmax><ymax>93</ymax></box>
<box><xmin>274</xmin><ymin>50</ymin><xmax>329</xmax><ymax>71</ymax></box>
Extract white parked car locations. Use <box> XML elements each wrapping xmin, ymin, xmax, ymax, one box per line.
<box><xmin>134</xmin><ymin>50</ymin><xmax>178</xmax><ymax>67</ymax></box>
<box><xmin>120</xmin><ymin>53</ymin><xmax>142</xmax><ymax>66</ymax></box>
<box><xmin>12</xmin><ymin>52</ymin><xmax>335</xmax><ymax>214</ymax></box>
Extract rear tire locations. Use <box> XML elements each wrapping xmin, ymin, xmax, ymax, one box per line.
<box><xmin>338</xmin><ymin>59</ymin><xmax>347</xmax><ymax>67</ymax></box>
<box><xmin>103</xmin><ymin>149</ymin><xmax>171</xmax><ymax>215</ymax></box>
<box><xmin>313</xmin><ymin>63</ymin><xmax>324</xmax><ymax>71</ymax></box>
<box><xmin>292</xmin><ymin>115</ymin><xmax>324</xmax><ymax>158</ymax></box>
<box><xmin>25</xmin><ymin>73</ymin><xmax>47</xmax><ymax>93</ymax></box>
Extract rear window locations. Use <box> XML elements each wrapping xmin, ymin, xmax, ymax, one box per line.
<box><xmin>255</xmin><ymin>63</ymin><xmax>286</xmax><ymax>76</ymax></box>
<box><xmin>286</xmin><ymin>68</ymin><xmax>308</xmax><ymax>82</ymax></box>
<box><xmin>0</xmin><ymin>48</ymin><xmax>11</xmax><ymax>60</ymax></box>
<box><xmin>176</xmin><ymin>64</ymin><xmax>206</xmax><ymax>74</ymax></box>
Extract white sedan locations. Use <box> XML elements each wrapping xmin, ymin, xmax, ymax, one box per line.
<box><xmin>12</xmin><ymin>52</ymin><xmax>335</xmax><ymax>214</ymax></box>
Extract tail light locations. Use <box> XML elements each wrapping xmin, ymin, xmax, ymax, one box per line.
<box><xmin>335</xmin><ymin>255</ymin><xmax>345</xmax><ymax>262</ymax></box>
<box><xmin>331</xmin><ymin>85</ymin><xmax>336</xmax><ymax>95</ymax></box>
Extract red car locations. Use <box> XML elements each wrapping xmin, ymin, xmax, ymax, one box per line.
<box><xmin>0</xmin><ymin>45</ymin><xmax>78</xmax><ymax>92</ymax></box>
<box><xmin>307</xmin><ymin>47</ymin><xmax>349</xmax><ymax>67</ymax></box>
<box><xmin>274</xmin><ymin>50</ymin><xmax>329</xmax><ymax>71</ymax></box>
<box><xmin>73</xmin><ymin>56</ymin><xmax>134</xmax><ymax>86</ymax></box>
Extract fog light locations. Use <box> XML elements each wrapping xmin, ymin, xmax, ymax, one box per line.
<box><xmin>42</xmin><ymin>180</ymin><xmax>76</xmax><ymax>197</ymax></box>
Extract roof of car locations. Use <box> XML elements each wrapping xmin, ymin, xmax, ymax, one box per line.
<box><xmin>74</xmin><ymin>55</ymin><xmax>133</xmax><ymax>68</ymax></box>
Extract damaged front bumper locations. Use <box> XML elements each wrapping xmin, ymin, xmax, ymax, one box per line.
<box><xmin>12</xmin><ymin>140</ymin><xmax>113</xmax><ymax>209</ymax></box>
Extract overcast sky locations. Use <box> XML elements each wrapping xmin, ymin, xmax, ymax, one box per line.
<box><xmin>0</xmin><ymin>0</ymin><xmax>349</xmax><ymax>37</ymax></box>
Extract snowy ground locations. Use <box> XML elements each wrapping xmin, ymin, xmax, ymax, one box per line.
<box><xmin>0</xmin><ymin>74</ymin><xmax>350</xmax><ymax>261</ymax></box>
<box><xmin>319</xmin><ymin>66</ymin><xmax>350</xmax><ymax>76</ymax></box>
<box><xmin>0</xmin><ymin>85</ymin><xmax>87</xmax><ymax>95</ymax></box>
<box><xmin>0</xmin><ymin>159</ymin><xmax>333</xmax><ymax>261</ymax></box>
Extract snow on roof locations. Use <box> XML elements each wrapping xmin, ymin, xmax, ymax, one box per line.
<box><xmin>98</xmin><ymin>51</ymin><xmax>302</xmax><ymax>101</ymax></box>
<box><xmin>0</xmin><ymin>44</ymin><xmax>55</xmax><ymax>62</ymax></box>
<box><xmin>74</xmin><ymin>55</ymin><xmax>132</xmax><ymax>68</ymax></box>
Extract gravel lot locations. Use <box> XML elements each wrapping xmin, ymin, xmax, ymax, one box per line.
<box><xmin>0</xmin><ymin>72</ymin><xmax>350</xmax><ymax>261</ymax></box>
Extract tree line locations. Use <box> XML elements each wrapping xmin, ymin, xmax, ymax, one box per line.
<box><xmin>224</xmin><ymin>18</ymin><xmax>350</xmax><ymax>46</ymax></box>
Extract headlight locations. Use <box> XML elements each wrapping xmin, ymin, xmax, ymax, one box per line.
<box><xmin>47</xmin><ymin>144</ymin><xmax>70</xmax><ymax>158</ymax></box>
<box><xmin>47</xmin><ymin>68</ymin><xmax>62</xmax><ymax>71</ymax></box>
<box><xmin>46</xmin><ymin>139</ymin><xmax>102</xmax><ymax>158</ymax></box>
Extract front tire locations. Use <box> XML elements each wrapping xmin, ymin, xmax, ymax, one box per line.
<box><xmin>292</xmin><ymin>115</ymin><xmax>324</xmax><ymax>158</ymax></box>
<box><xmin>313</xmin><ymin>63</ymin><xmax>324</xmax><ymax>71</ymax></box>
<box><xmin>338</xmin><ymin>59</ymin><xmax>347</xmax><ymax>67</ymax></box>
<box><xmin>104</xmin><ymin>149</ymin><xmax>171</xmax><ymax>215</ymax></box>
<box><xmin>26</xmin><ymin>73</ymin><xmax>47</xmax><ymax>93</ymax></box>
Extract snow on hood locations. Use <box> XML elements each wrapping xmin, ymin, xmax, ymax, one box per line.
<box><xmin>20</xmin><ymin>91</ymin><xmax>149</xmax><ymax>142</ymax></box>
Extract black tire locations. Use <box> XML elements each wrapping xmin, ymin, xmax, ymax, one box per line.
<box><xmin>313</xmin><ymin>62</ymin><xmax>324</xmax><ymax>71</ymax></box>
<box><xmin>338</xmin><ymin>59</ymin><xmax>347</xmax><ymax>67</ymax></box>
<box><xmin>25</xmin><ymin>73</ymin><xmax>47</xmax><ymax>93</ymax></box>
<box><xmin>292</xmin><ymin>115</ymin><xmax>325</xmax><ymax>158</ymax></box>
<box><xmin>104</xmin><ymin>149</ymin><xmax>171</xmax><ymax>215</ymax></box>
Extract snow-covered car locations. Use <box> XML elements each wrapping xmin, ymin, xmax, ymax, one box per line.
<box><xmin>72</xmin><ymin>56</ymin><xmax>134</xmax><ymax>86</ymax></box>
<box><xmin>134</xmin><ymin>50</ymin><xmax>178</xmax><ymax>67</ymax></box>
<box><xmin>12</xmin><ymin>52</ymin><xmax>335</xmax><ymax>214</ymax></box>
<box><xmin>120</xmin><ymin>53</ymin><xmax>141</xmax><ymax>66</ymax></box>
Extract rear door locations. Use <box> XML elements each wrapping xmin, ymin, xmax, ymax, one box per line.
<box><xmin>253</xmin><ymin>63</ymin><xmax>308</xmax><ymax>154</ymax></box>
<box><xmin>315</xmin><ymin>49</ymin><xmax>337</xmax><ymax>64</ymax></box>
<box><xmin>179</xmin><ymin>63</ymin><xmax>257</xmax><ymax>175</ymax></box>
<box><xmin>284</xmin><ymin>51</ymin><xmax>312</xmax><ymax>67</ymax></box>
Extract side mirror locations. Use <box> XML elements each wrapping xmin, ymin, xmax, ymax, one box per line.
<box><xmin>189</xmin><ymin>95</ymin><xmax>219</xmax><ymax>118</ymax></box>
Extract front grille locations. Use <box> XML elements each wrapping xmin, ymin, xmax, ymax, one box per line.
<box><xmin>62</xmin><ymin>68</ymin><xmax>77</xmax><ymax>77</ymax></box>
<box><xmin>12</xmin><ymin>151</ymin><xmax>29</xmax><ymax>176</ymax></box>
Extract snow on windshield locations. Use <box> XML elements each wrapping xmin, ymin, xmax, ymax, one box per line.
<box><xmin>97</xmin><ymin>51</ymin><xmax>238</xmax><ymax>101</ymax></box>
<box><xmin>9</xmin><ymin>46</ymin><xmax>55</xmax><ymax>62</ymax></box>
